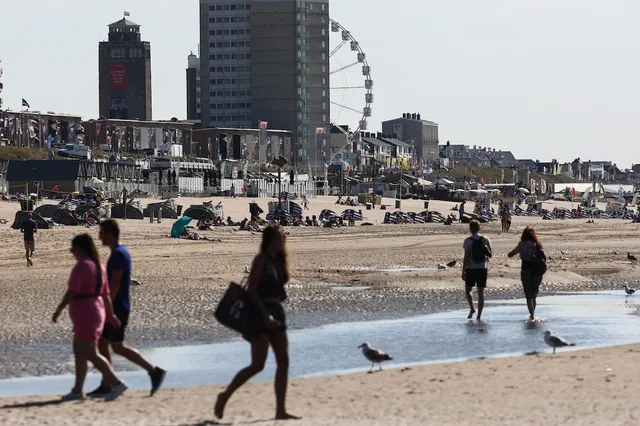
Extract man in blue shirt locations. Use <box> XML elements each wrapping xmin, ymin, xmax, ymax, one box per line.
<box><xmin>88</xmin><ymin>219</ymin><xmax>166</xmax><ymax>397</ymax></box>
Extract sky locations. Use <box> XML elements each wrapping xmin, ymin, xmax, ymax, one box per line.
<box><xmin>1</xmin><ymin>0</ymin><xmax>639</xmax><ymax>167</ymax></box>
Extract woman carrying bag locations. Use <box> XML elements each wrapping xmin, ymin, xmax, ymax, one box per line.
<box><xmin>508</xmin><ymin>227</ymin><xmax>547</xmax><ymax>321</ymax></box>
<box><xmin>215</xmin><ymin>226</ymin><xmax>298</xmax><ymax>420</ymax></box>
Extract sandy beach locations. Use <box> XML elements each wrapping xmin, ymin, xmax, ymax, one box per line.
<box><xmin>0</xmin><ymin>195</ymin><xmax>639</xmax><ymax>378</ymax></box>
<box><xmin>1</xmin><ymin>343</ymin><xmax>639</xmax><ymax>425</ymax></box>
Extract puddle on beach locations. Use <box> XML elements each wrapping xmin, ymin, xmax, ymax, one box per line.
<box><xmin>1</xmin><ymin>291</ymin><xmax>639</xmax><ymax>398</ymax></box>
<box><xmin>348</xmin><ymin>266</ymin><xmax>439</xmax><ymax>273</ymax></box>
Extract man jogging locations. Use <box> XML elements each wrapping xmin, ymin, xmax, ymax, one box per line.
<box><xmin>20</xmin><ymin>213</ymin><xmax>37</xmax><ymax>267</ymax></box>
<box><xmin>88</xmin><ymin>219</ymin><xmax>166</xmax><ymax>397</ymax></box>
<box><xmin>462</xmin><ymin>220</ymin><xmax>492</xmax><ymax>321</ymax></box>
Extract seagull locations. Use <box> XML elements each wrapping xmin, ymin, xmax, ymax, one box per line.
<box><xmin>543</xmin><ymin>330</ymin><xmax>575</xmax><ymax>354</ymax></box>
<box><xmin>628</xmin><ymin>252</ymin><xmax>637</xmax><ymax>261</ymax></box>
<box><xmin>624</xmin><ymin>284</ymin><xmax>636</xmax><ymax>295</ymax></box>
<box><xmin>132</xmin><ymin>278</ymin><xmax>143</xmax><ymax>286</ymax></box>
<box><xmin>560</xmin><ymin>250</ymin><xmax>567</xmax><ymax>255</ymax></box>
<box><xmin>243</xmin><ymin>265</ymin><xmax>250</xmax><ymax>274</ymax></box>
<box><xmin>358</xmin><ymin>343</ymin><xmax>392</xmax><ymax>373</ymax></box>
<box><xmin>446</xmin><ymin>260</ymin><xmax>457</xmax><ymax>268</ymax></box>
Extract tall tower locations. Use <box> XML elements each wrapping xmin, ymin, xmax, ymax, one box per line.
<box><xmin>199</xmin><ymin>0</ymin><xmax>330</xmax><ymax>168</ymax></box>
<box><xmin>186</xmin><ymin>51</ymin><xmax>201</xmax><ymax>120</ymax></box>
<box><xmin>98</xmin><ymin>14</ymin><xmax>152</xmax><ymax>120</ymax></box>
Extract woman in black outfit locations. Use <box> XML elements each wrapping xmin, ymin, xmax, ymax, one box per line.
<box><xmin>508</xmin><ymin>227</ymin><xmax>544</xmax><ymax>320</ymax></box>
<box><xmin>215</xmin><ymin>226</ymin><xmax>298</xmax><ymax>420</ymax></box>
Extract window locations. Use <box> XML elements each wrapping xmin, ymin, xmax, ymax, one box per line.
<box><xmin>215</xmin><ymin>5</ymin><xmax>222</xmax><ymax>10</ymax></box>
<box><xmin>322</xmin><ymin>41</ymin><xmax>326</xmax><ymax>48</ymax></box>
<box><xmin>223</xmin><ymin>17</ymin><xmax>230</xmax><ymax>23</ymax></box>
<box><xmin>323</xmin><ymin>114</ymin><xmax>327</xmax><ymax>122</ymax></box>
<box><xmin>245</xmin><ymin>53</ymin><xmax>251</xmax><ymax>59</ymax></box>
<box><xmin>322</xmin><ymin>90</ymin><xmax>326</xmax><ymax>97</ymax></box>
<box><xmin>322</xmin><ymin>53</ymin><xmax>326</xmax><ymax>60</ymax></box>
<box><xmin>323</xmin><ymin>102</ymin><xmax>327</xmax><ymax>110</ymax></box>
<box><xmin>238</xmin><ymin>4</ymin><xmax>244</xmax><ymax>10</ymax></box>
<box><xmin>209</xmin><ymin>30</ymin><xmax>215</xmax><ymax>35</ymax></box>
<box><xmin>223</xmin><ymin>4</ymin><xmax>230</xmax><ymax>10</ymax></box>
<box><xmin>217</xmin><ymin>79</ymin><xmax>224</xmax><ymax>84</ymax></box>
<box><xmin>224</xmin><ymin>53</ymin><xmax>230</xmax><ymax>59</ymax></box>
<box><xmin>224</xmin><ymin>66</ymin><xmax>231</xmax><ymax>72</ymax></box>
<box><xmin>209</xmin><ymin>18</ymin><xmax>215</xmax><ymax>23</ymax></box>
<box><xmin>216</xmin><ymin>30</ymin><xmax>223</xmax><ymax>35</ymax></box>
<box><xmin>245</xmin><ymin>4</ymin><xmax>250</xmax><ymax>10</ymax></box>
<box><xmin>224</xmin><ymin>103</ymin><xmax>231</xmax><ymax>108</ymax></box>
<box><xmin>224</xmin><ymin>29</ymin><xmax>230</xmax><ymax>35</ymax></box>
<box><xmin>217</xmin><ymin>91</ymin><xmax>224</xmax><ymax>96</ymax></box>
<box><xmin>230</xmin><ymin>4</ymin><xmax>237</xmax><ymax>10</ymax></box>
<box><xmin>246</xmin><ymin>28</ymin><xmax>251</xmax><ymax>35</ymax></box>
<box><xmin>232</xmin><ymin>91</ymin><xmax>238</xmax><ymax>96</ymax></box>
<box><xmin>231</xmin><ymin>53</ymin><xmax>237</xmax><ymax>59</ymax></box>
<box><xmin>322</xmin><ymin>29</ymin><xmax>326</xmax><ymax>36</ymax></box>
<box><xmin>100</xmin><ymin>49</ymin><xmax>106</xmax><ymax>59</ymax></box>
<box><xmin>216</xmin><ymin>17</ymin><xmax>223</xmax><ymax>23</ymax></box>
<box><xmin>246</xmin><ymin>102</ymin><xmax>252</xmax><ymax>108</ymax></box>
<box><xmin>231</xmin><ymin>78</ymin><xmax>237</xmax><ymax>84</ymax></box>
<box><xmin>230</xmin><ymin>29</ymin><xmax>237</xmax><ymax>35</ymax></box>
<box><xmin>321</xmin><ymin>3</ymin><xmax>326</xmax><ymax>11</ymax></box>
<box><xmin>230</xmin><ymin>41</ymin><xmax>236</xmax><ymax>47</ymax></box>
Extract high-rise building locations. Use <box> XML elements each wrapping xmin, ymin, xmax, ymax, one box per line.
<box><xmin>199</xmin><ymin>0</ymin><xmax>330</xmax><ymax>168</ymax></box>
<box><xmin>0</xmin><ymin>58</ymin><xmax>4</xmax><ymax>111</ymax></box>
<box><xmin>186</xmin><ymin>51</ymin><xmax>201</xmax><ymax>120</ymax></box>
<box><xmin>98</xmin><ymin>15</ymin><xmax>152</xmax><ymax>120</ymax></box>
<box><xmin>0</xmin><ymin>58</ymin><xmax>4</xmax><ymax>140</ymax></box>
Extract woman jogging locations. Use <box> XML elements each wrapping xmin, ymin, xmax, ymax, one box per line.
<box><xmin>215</xmin><ymin>226</ymin><xmax>298</xmax><ymax>420</ymax></box>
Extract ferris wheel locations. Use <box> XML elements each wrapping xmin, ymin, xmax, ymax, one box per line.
<box><xmin>329</xmin><ymin>19</ymin><xmax>373</xmax><ymax>160</ymax></box>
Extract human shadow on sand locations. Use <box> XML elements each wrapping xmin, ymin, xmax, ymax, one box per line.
<box><xmin>182</xmin><ymin>419</ymin><xmax>293</xmax><ymax>426</ymax></box>
<box><xmin>0</xmin><ymin>399</ymin><xmax>67</xmax><ymax>409</ymax></box>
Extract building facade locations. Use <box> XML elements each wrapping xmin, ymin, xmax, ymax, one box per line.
<box><xmin>186</xmin><ymin>52</ymin><xmax>201</xmax><ymax>120</ymax></box>
<box><xmin>0</xmin><ymin>58</ymin><xmax>4</xmax><ymax>141</ymax></box>
<box><xmin>199</xmin><ymin>0</ymin><xmax>330</xmax><ymax>170</ymax></box>
<box><xmin>98</xmin><ymin>16</ymin><xmax>152</xmax><ymax>121</ymax></box>
<box><xmin>381</xmin><ymin>113</ymin><xmax>439</xmax><ymax>164</ymax></box>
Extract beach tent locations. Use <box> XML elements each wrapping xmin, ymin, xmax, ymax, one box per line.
<box><xmin>171</xmin><ymin>216</ymin><xmax>193</xmax><ymax>238</ymax></box>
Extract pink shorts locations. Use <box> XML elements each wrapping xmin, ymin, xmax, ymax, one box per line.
<box><xmin>70</xmin><ymin>303</ymin><xmax>106</xmax><ymax>342</ymax></box>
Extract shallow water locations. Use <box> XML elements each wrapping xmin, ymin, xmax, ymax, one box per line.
<box><xmin>1</xmin><ymin>291</ymin><xmax>639</xmax><ymax>398</ymax></box>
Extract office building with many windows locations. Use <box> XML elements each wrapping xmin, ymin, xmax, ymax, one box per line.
<box><xmin>199</xmin><ymin>0</ymin><xmax>330</xmax><ymax>169</ymax></box>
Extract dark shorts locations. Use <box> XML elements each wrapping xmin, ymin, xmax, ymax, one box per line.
<box><xmin>465</xmin><ymin>269</ymin><xmax>488</xmax><ymax>288</ymax></box>
<box><xmin>521</xmin><ymin>270</ymin><xmax>543</xmax><ymax>299</ymax></box>
<box><xmin>242</xmin><ymin>301</ymin><xmax>287</xmax><ymax>342</ymax></box>
<box><xmin>24</xmin><ymin>240</ymin><xmax>35</xmax><ymax>250</ymax></box>
<box><xmin>101</xmin><ymin>309</ymin><xmax>130</xmax><ymax>343</ymax></box>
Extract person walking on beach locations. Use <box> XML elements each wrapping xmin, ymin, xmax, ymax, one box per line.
<box><xmin>508</xmin><ymin>227</ymin><xmax>546</xmax><ymax>320</ymax></box>
<box><xmin>20</xmin><ymin>212</ymin><xmax>37</xmax><ymax>267</ymax></box>
<box><xmin>51</xmin><ymin>234</ymin><xmax>127</xmax><ymax>401</ymax></box>
<box><xmin>462</xmin><ymin>220</ymin><xmax>492</xmax><ymax>321</ymax></box>
<box><xmin>459</xmin><ymin>200</ymin><xmax>466</xmax><ymax>223</ymax></box>
<box><xmin>215</xmin><ymin>226</ymin><xmax>299</xmax><ymax>421</ymax></box>
<box><xmin>88</xmin><ymin>219</ymin><xmax>166</xmax><ymax>397</ymax></box>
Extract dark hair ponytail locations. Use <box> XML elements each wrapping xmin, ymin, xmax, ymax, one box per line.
<box><xmin>71</xmin><ymin>233</ymin><xmax>103</xmax><ymax>294</ymax></box>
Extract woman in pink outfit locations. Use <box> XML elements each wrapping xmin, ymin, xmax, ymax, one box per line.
<box><xmin>52</xmin><ymin>233</ymin><xmax>127</xmax><ymax>401</ymax></box>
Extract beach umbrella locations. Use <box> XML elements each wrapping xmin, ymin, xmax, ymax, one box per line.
<box><xmin>171</xmin><ymin>216</ymin><xmax>192</xmax><ymax>238</ymax></box>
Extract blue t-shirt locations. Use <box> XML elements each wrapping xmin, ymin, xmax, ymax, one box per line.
<box><xmin>107</xmin><ymin>244</ymin><xmax>132</xmax><ymax>311</ymax></box>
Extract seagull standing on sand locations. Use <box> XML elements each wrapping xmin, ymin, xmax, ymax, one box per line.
<box><xmin>624</xmin><ymin>284</ymin><xmax>636</xmax><ymax>295</ymax></box>
<box><xmin>244</xmin><ymin>265</ymin><xmax>250</xmax><ymax>274</ymax></box>
<box><xmin>358</xmin><ymin>343</ymin><xmax>392</xmax><ymax>372</ymax></box>
<box><xmin>543</xmin><ymin>330</ymin><xmax>575</xmax><ymax>354</ymax></box>
<box><xmin>627</xmin><ymin>252</ymin><xmax>637</xmax><ymax>261</ymax></box>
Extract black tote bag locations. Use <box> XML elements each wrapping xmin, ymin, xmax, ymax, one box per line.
<box><xmin>215</xmin><ymin>281</ymin><xmax>264</xmax><ymax>336</ymax></box>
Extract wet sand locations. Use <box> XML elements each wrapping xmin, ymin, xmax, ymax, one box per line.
<box><xmin>1</xmin><ymin>343</ymin><xmax>639</xmax><ymax>426</ymax></box>
<box><xmin>0</xmin><ymin>196</ymin><xmax>639</xmax><ymax>378</ymax></box>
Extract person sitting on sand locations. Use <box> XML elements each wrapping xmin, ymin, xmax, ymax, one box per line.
<box><xmin>215</xmin><ymin>226</ymin><xmax>299</xmax><ymax>421</ymax></box>
<box><xmin>311</xmin><ymin>215</ymin><xmax>319</xmax><ymax>226</ymax></box>
<box><xmin>305</xmin><ymin>216</ymin><xmax>312</xmax><ymax>226</ymax></box>
<box><xmin>197</xmin><ymin>218</ymin><xmax>214</xmax><ymax>231</ymax></box>
<box><xmin>508</xmin><ymin>227</ymin><xmax>545</xmax><ymax>320</ymax></box>
<box><xmin>239</xmin><ymin>218</ymin><xmax>249</xmax><ymax>230</ymax></box>
<box><xmin>51</xmin><ymin>234</ymin><xmax>127</xmax><ymax>401</ymax></box>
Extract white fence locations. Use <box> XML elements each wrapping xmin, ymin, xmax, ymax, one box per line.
<box><xmin>178</xmin><ymin>177</ymin><xmax>204</xmax><ymax>194</ymax></box>
<box><xmin>247</xmin><ymin>179</ymin><xmax>315</xmax><ymax>199</ymax></box>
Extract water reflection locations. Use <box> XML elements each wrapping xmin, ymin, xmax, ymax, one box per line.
<box><xmin>1</xmin><ymin>291</ymin><xmax>638</xmax><ymax>398</ymax></box>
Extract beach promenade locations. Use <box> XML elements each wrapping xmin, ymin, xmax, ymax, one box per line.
<box><xmin>0</xmin><ymin>195</ymin><xmax>639</xmax><ymax>424</ymax></box>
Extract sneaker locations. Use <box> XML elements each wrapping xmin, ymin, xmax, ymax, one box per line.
<box><xmin>87</xmin><ymin>384</ymin><xmax>110</xmax><ymax>398</ymax></box>
<box><xmin>104</xmin><ymin>382</ymin><xmax>128</xmax><ymax>402</ymax></box>
<box><xmin>61</xmin><ymin>390</ymin><xmax>84</xmax><ymax>401</ymax></box>
<box><xmin>149</xmin><ymin>367</ymin><xmax>166</xmax><ymax>396</ymax></box>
